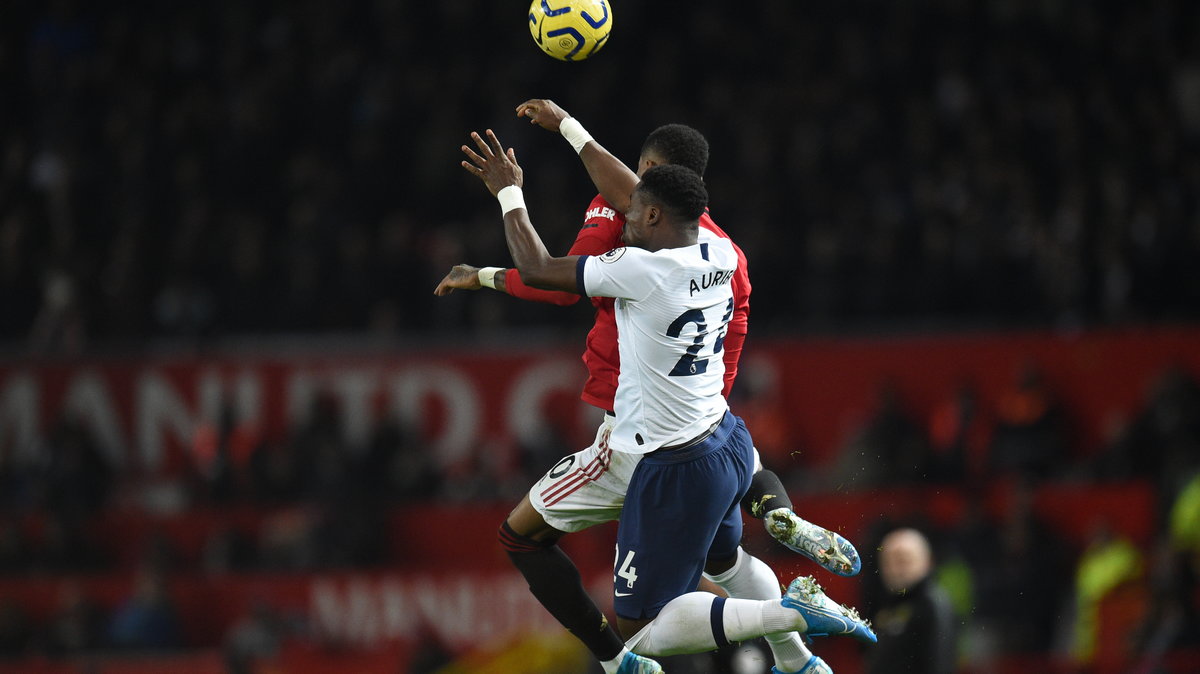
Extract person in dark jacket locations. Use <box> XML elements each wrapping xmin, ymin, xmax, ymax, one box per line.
<box><xmin>867</xmin><ymin>527</ymin><xmax>958</xmax><ymax>674</ymax></box>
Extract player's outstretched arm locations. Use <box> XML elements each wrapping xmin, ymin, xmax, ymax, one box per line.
<box><xmin>516</xmin><ymin>98</ymin><xmax>639</xmax><ymax>213</ymax></box>
<box><xmin>433</xmin><ymin>260</ymin><xmax>579</xmax><ymax>303</ymax></box>
<box><xmin>461</xmin><ymin>129</ymin><xmax>579</xmax><ymax>293</ymax></box>
<box><xmin>435</xmin><ymin>263</ymin><xmax>576</xmax><ymax>304</ymax></box>
<box><xmin>434</xmin><ymin>264</ymin><xmax>497</xmax><ymax>295</ymax></box>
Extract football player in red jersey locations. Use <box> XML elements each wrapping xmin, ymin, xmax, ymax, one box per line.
<box><xmin>435</xmin><ymin>102</ymin><xmax>861</xmax><ymax>674</ymax></box>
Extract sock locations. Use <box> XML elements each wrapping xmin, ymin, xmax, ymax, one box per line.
<box><xmin>704</xmin><ymin>548</ymin><xmax>812</xmax><ymax>672</ymax></box>
<box><xmin>600</xmin><ymin>647</ymin><xmax>631</xmax><ymax>674</ymax></box>
<box><xmin>741</xmin><ymin>469</ymin><xmax>794</xmax><ymax>518</ymax></box>
<box><xmin>500</xmin><ymin>522</ymin><xmax>624</xmax><ymax>661</ymax></box>
<box><xmin>624</xmin><ymin>592</ymin><xmax>804</xmax><ymax>657</ymax></box>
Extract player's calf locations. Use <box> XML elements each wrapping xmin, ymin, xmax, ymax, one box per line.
<box><xmin>498</xmin><ymin>522</ymin><xmax>628</xmax><ymax>663</ymax></box>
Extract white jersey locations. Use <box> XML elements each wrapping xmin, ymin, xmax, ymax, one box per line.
<box><xmin>578</xmin><ymin>239</ymin><xmax>736</xmax><ymax>454</ymax></box>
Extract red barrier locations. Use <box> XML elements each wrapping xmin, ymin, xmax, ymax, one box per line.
<box><xmin>0</xmin><ymin>479</ymin><xmax>1154</xmax><ymax>650</ymax></box>
<box><xmin>2</xmin><ymin>328</ymin><xmax>1199</xmax><ymax>476</ymax></box>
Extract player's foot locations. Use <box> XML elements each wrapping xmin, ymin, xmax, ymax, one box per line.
<box><xmin>765</xmin><ymin>508</ymin><xmax>861</xmax><ymax>576</ymax></box>
<box><xmin>773</xmin><ymin>655</ymin><xmax>833</xmax><ymax>674</ymax></box>
<box><xmin>616</xmin><ymin>652</ymin><xmax>663</xmax><ymax>674</ymax></box>
<box><xmin>781</xmin><ymin>576</ymin><xmax>876</xmax><ymax>643</ymax></box>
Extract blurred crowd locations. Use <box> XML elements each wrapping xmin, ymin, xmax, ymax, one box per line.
<box><xmin>2</xmin><ymin>0</ymin><xmax>1200</xmax><ymax>352</ymax></box>
<box><xmin>0</xmin><ymin>362</ymin><xmax>1197</xmax><ymax>668</ymax></box>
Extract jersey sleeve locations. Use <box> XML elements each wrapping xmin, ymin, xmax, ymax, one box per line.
<box><xmin>504</xmin><ymin>194</ymin><xmax>624</xmax><ymax>305</ymax></box>
<box><xmin>721</xmin><ymin>240</ymin><xmax>752</xmax><ymax>397</ymax></box>
<box><xmin>502</xmin><ymin>268</ymin><xmax>580</xmax><ymax>305</ymax></box>
<box><xmin>579</xmin><ymin>247</ymin><xmax>660</xmax><ymax>301</ymax></box>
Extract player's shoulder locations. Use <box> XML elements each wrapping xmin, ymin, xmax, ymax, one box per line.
<box><xmin>698</xmin><ymin>209</ymin><xmax>732</xmax><ymax>241</ymax></box>
<box><xmin>703</xmin><ymin>238</ymin><xmax>738</xmax><ymax>267</ymax></box>
<box><xmin>592</xmin><ymin>245</ymin><xmax>675</xmax><ymax>278</ymax></box>
<box><xmin>582</xmin><ymin>194</ymin><xmax>624</xmax><ymax>231</ymax></box>
<box><xmin>654</xmin><ymin>240</ymin><xmax>736</xmax><ymax>274</ymax></box>
<box><xmin>698</xmin><ymin>210</ymin><xmax>748</xmax><ymax>265</ymax></box>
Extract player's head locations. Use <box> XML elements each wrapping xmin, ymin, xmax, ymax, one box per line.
<box><xmin>879</xmin><ymin>527</ymin><xmax>933</xmax><ymax>594</ymax></box>
<box><xmin>637</xmin><ymin>124</ymin><xmax>709</xmax><ymax>178</ymax></box>
<box><xmin>623</xmin><ymin>165</ymin><xmax>708</xmax><ymax>249</ymax></box>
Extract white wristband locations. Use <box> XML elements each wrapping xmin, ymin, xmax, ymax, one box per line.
<box><xmin>559</xmin><ymin>117</ymin><xmax>594</xmax><ymax>154</ymax></box>
<box><xmin>478</xmin><ymin>267</ymin><xmax>503</xmax><ymax>290</ymax></box>
<box><xmin>497</xmin><ymin>185</ymin><xmax>525</xmax><ymax>215</ymax></box>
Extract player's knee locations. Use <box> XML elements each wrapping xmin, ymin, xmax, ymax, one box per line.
<box><xmin>505</xmin><ymin>494</ymin><xmax>562</xmax><ymax>542</ymax></box>
<box><xmin>498</xmin><ymin>520</ymin><xmax>553</xmax><ymax>554</ymax></box>
<box><xmin>618</xmin><ymin>616</ymin><xmax>653</xmax><ymax>644</ymax></box>
<box><xmin>704</xmin><ymin>550</ymin><xmax>739</xmax><ymax>576</ymax></box>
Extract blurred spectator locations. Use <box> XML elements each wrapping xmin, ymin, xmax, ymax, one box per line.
<box><xmin>249</xmin><ymin>440</ymin><xmax>304</xmax><ymax>503</ymax></box>
<box><xmin>1130</xmin><ymin>534</ymin><xmax>1200</xmax><ymax>669</ymax></box>
<box><xmin>1097</xmin><ymin>366</ymin><xmax>1200</xmax><ymax>495</ymax></box>
<box><xmin>35</xmin><ymin>513</ymin><xmax>107</xmax><ymax>573</ymax></box>
<box><xmin>108</xmin><ymin>567</ymin><xmax>182</xmax><ymax>650</ymax></box>
<box><xmin>290</xmin><ymin>393</ymin><xmax>352</xmax><ymax>503</ymax></box>
<box><xmin>976</xmin><ymin>481</ymin><xmax>1068</xmax><ymax>654</ymax></box>
<box><xmin>39</xmin><ymin>416</ymin><xmax>112</xmax><ymax>517</ymax></box>
<box><xmin>44</xmin><ymin>581</ymin><xmax>106</xmax><ymax>654</ymax></box>
<box><xmin>728</xmin><ymin>359</ymin><xmax>791</xmax><ymax>474</ymax></box>
<box><xmin>0</xmin><ymin>598</ymin><xmax>31</xmax><ymax>657</ymax></box>
<box><xmin>257</xmin><ymin>509</ymin><xmax>318</xmax><ymax>571</ymax></box>
<box><xmin>866</xmin><ymin>527</ymin><xmax>958</xmax><ymax>674</ymax></box>
<box><xmin>989</xmin><ymin>362</ymin><xmax>1069</xmax><ymax>480</ymax></box>
<box><xmin>360</xmin><ymin>418</ymin><xmax>440</xmax><ymax>503</ymax></box>
<box><xmin>224</xmin><ymin>601</ymin><xmax>285</xmax><ymax>674</ymax></box>
<box><xmin>310</xmin><ymin>500</ymin><xmax>386</xmax><ymax>569</ymax></box>
<box><xmin>0</xmin><ymin>522</ymin><xmax>30</xmax><ymax>573</ymax></box>
<box><xmin>832</xmin><ymin>380</ymin><xmax>928</xmax><ymax>488</ymax></box>
<box><xmin>193</xmin><ymin>403</ymin><xmax>263</xmax><ymax>504</ymax></box>
<box><xmin>924</xmin><ymin>381</ymin><xmax>991</xmax><ymax>484</ymax></box>
<box><xmin>407</xmin><ymin>620</ymin><xmax>456</xmax><ymax>674</ymax></box>
<box><xmin>27</xmin><ymin>268</ymin><xmax>85</xmax><ymax>354</ymax></box>
<box><xmin>202</xmin><ymin>526</ymin><xmax>257</xmax><ymax>574</ymax></box>
<box><xmin>1069</xmin><ymin>524</ymin><xmax>1142</xmax><ymax>666</ymax></box>
<box><xmin>1170</xmin><ymin>470</ymin><xmax>1200</xmax><ymax>555</ymax></box>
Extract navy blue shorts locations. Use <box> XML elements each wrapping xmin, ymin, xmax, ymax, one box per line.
<box><xmin>613</xmin><ymin>411</ymin><xmax>755</xmax><ymax>620</ymax></box>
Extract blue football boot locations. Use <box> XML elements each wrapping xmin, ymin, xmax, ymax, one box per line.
<box><xmin>616</xmin><ymin>652</ymin><xmax>664</xmax><ymax>674</ymax></box>
<box><xmin>781</xmin><ymin>576</ymin><xmax>876</xmax><ymax>643</ymax></box>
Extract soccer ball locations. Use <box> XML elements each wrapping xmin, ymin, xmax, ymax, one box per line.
<box><xmin>528</xmin><ymin>0</ymin><xmax>613</xmax><ymax>62</ymax></box>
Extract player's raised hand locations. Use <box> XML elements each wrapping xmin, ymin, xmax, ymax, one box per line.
<box><xmin>461</xmin><ymin>129</ymin><xmax>523</xmax><ymax>197</ymax></box>
<box><xmin>516</xmin><ymin>99</ymin><xmax>570</xmax><ymax>132</ymax></box>
<box><xmin>433</xmin><ymin>264</ymin><xmax>483</xmax><ymax>296</ymax></box>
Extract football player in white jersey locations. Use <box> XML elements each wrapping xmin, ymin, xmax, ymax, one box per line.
<box><xmin>447</xmin><ymin>129</ymin><xmax>874</xmax><ymax>674</ymax></box>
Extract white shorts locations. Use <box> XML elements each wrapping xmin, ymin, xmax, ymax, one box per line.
<box><xmin>529</xmin><ymin>412</ymin><xmax>763</xmax><ymax>533</ymax></box>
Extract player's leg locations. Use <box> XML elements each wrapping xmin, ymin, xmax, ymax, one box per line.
<box><xmin>704</xmin><ymin>547</ymin><xmax>818</xmax><ymax>674</ymax></box>
<box><xmin>500</xmin><ymin>415</ymin><xmax>660</xmax><ymax>674</ymax></box>
<box><xmin>744</xmin><ymin>450</ymin><xmax>862</xmax><ymax>577</ymax></box>
<box><xmin>617</xmin><ymin>416</ymin><xmax>874</xmax><ymax>658</ymax></box>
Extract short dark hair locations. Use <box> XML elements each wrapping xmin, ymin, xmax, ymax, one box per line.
<box><xmin>637</xmin><ymin>165</ymin><xmax>708</xmax><ymax>223</ymax></box>
<box><xmin>641</xmin><ymin>124</ymin><xmax>709</xmax><ymax>177</ymax></box>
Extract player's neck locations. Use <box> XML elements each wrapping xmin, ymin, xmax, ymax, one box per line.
<box><xmin>645</xmin><ymin>223</ymin><xmax>698</xmax><ymax>252</ymax></box>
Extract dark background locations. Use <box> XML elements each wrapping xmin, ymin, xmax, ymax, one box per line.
<box><xmin>4</xmin><ymin>0</ymin><xmax>1199</xmax><ymax>351</ymax></box>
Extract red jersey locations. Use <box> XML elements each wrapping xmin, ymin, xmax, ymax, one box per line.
<box><xmin>504</xmin><ymin>193</ymin><xmax>751</xmax><ymax>411</ymax></box>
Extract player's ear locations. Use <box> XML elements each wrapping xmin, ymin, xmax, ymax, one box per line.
<box><xmin>645</xmin><ymin>205</ymin><xmax>661</xmax><ymax>225</ymax></box>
